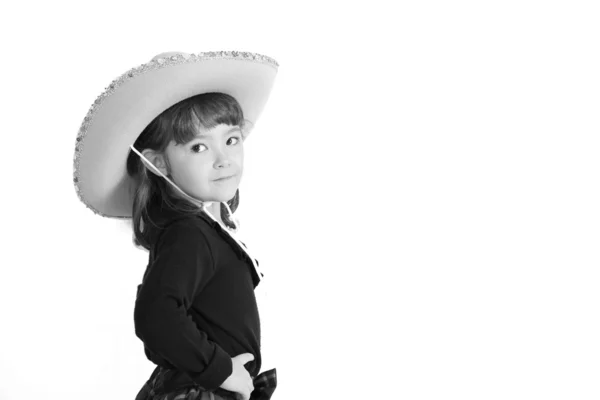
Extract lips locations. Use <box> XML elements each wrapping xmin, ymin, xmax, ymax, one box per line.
<box><xmin>214</xmin><ymin>175</ymin><xmax>235</xmax><ymax>182</ymax></box>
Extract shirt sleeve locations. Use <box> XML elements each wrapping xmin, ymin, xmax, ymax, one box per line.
<box><xmin>134</xmin><ymin>220</ymin><xmax>232</xmax><ymax>390</ymax></box>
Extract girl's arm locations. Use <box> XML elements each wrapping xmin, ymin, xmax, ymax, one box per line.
<box><xmin>134</xmin><ymin>220</ymin><xmax>232</xmax><ymax>390</ymax></box>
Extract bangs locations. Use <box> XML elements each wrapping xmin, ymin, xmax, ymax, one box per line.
<box><xmin>169</xmin><ymin>93</ymin><xmax>245</xmax><ymax>145</ymax></box>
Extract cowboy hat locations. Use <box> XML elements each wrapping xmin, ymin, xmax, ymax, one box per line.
<box><xmin>72</xmin><ymin>51</ymin><xmax>278</xmax><ymax>218</ymax></box>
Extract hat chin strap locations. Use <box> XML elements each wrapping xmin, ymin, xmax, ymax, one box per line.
<box><xmin>129</xmin><ymin>144</ymin><xmax>239</xmax><ymax>231</ymax></box>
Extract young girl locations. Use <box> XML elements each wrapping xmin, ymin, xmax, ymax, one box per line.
<box><xmin>73</xmin><ymin>51</ymin><xmax>278</xmax><ymax>400</ymax></box>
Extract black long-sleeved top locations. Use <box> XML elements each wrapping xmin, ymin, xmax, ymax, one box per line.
<box><xmin>134</xmin><ymin>197</ymin><xmax>262</xmax><ymax>393</ymax></box>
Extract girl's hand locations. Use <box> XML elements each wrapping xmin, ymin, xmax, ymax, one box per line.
<box><xmin>220</xmin><ymin>353</ymin><xmax>255</xmax><ymax>400</ymax></box>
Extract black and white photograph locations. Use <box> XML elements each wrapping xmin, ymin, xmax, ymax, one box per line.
<box><xmin>0</xmin><ymin>1</ymin><xmax>599</xmax><ymax>399</ymax></box>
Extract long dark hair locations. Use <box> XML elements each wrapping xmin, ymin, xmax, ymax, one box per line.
<box><xmin>126</xmin><ymin>92</ymin><xmax>245</xmax><ymax>251</ymax></box>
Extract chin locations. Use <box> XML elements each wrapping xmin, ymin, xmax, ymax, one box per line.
<box><xmin>208</xmin><ymin>190</ymin><xmax>238</xmax><ymax>203</ymax></box>
<box><xmin>220</xmin><ymin>192</ymin><xmax>238</xmax><ymax>203</ymax></box>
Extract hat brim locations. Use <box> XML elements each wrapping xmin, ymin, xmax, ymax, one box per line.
<box><xmin>73</xmin><ymin>51</ymin><xmax>278</xmax><ymax>218</ymax></box>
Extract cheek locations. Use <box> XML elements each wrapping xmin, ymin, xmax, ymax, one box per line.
<box><xmin>175</xmin><ymin>159</ymin><xmax>209</xmax><ymax>182</ymax></box>
<box><xmin>234</xmin><ymin>147</ymin><xmax>244</xmax><ymax>165</ymax></box>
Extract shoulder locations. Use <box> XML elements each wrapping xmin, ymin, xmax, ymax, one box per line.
<box><xmin>160</xmin><ymin>215</ymin><xmax>211</xmax><ymax>236</ymax></box>
<box><xmin>156</xmin><ymin>217</ymin><xmax>216</xmax><ymax>263</ymax></box>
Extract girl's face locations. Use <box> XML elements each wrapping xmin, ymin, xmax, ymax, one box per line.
<box><xmin>164</xmin><ymin>123</ymin><xmax>244</xmax><ymax>203</ymax></box>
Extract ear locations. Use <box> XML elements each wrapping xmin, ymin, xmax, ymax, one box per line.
<box><xmin>140</xmin><ymin>149</ymin><xmax>169</xmax><ymax>177</ymax></box>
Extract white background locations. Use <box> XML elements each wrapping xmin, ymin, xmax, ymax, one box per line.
<box><xmin>1</xmin><ymin>1</ymin><xmax>599</xmax><ymax>399</ymax></box>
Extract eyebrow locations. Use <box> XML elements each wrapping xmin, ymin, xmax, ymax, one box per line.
<box><xmin>194</xmin><ymin>126</ymin><xmax>241</xmax><ymax>139</ymax></box>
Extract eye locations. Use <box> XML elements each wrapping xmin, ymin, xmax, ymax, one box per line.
<box><xmin>227</xmin><ymin>136</ymin><xmax>241</xmax><ymax>146</ymax></box>
<box><xmin>191</xmin><ymin>143</ymin><xmax>208</xmax><ymax>153</ymax></box>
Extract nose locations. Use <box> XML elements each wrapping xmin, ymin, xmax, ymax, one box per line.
<box><xmin>213</xmin><ymin>147</ymin><xmax>231</xmax><ymax>169</ymax></box>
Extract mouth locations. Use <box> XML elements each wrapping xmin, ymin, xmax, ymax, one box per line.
<box><xmin>213</xmin><ymin>175</ymin><xmax>235</xmax><ymax>182</ymax></box>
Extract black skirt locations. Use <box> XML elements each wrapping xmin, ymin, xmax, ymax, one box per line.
<box><xmin>135</xmin><ymin>366</ymin><xmax>277</xmax><ymax>400</ymax></box>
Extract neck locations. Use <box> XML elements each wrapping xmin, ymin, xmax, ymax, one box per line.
<box><xmin>205</xmin><ymin>202</ymin><xmax>224</xmax><ymax>224</ymax></box>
